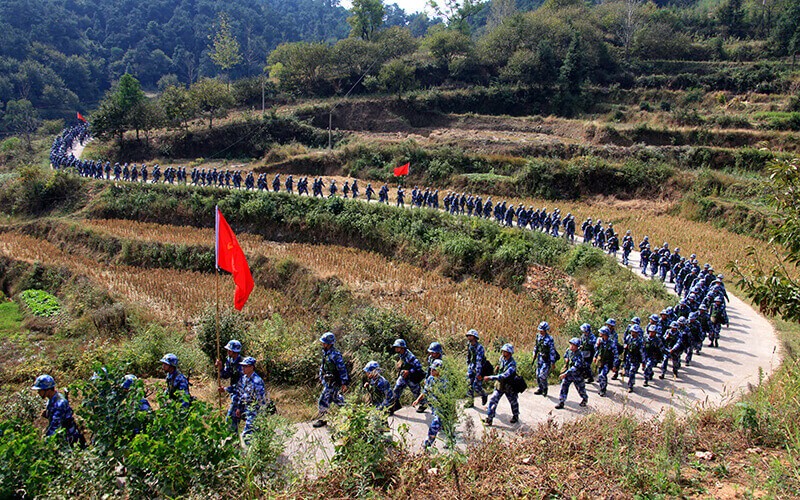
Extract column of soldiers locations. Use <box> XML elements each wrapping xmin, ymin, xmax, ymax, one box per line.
<box><xmin>41</xmin><ymin>123</ymin><xmax>733</xmax><ymax>448</ymax></box>
<box><xmin>31</xmin><ymin>343</ymin><xmax>276</xmax><ymax>448</ymax></box>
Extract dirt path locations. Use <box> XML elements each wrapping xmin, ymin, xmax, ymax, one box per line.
<box><xmin>65</xmin><ymin>141</ymin><xmax>782</xmax><ymax>464</ymax></box>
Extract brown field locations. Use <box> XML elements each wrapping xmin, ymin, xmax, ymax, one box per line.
<box><xmin>0</xmin><ymin>232</ymin><xmax>299</xmax><ymax>325</ymax></box>
<box><xmin>72</xmin><ymin>218</ymin><xmax>575</xmax><ymax>346</ymax></box>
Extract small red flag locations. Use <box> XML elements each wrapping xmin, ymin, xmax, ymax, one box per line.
<box><xmin>393</xmin><ymin>162</ymin><xmax>409</xmax><ymax>177</ymax></box>
<box><xmin>77</xmin><ymin>112</ymin><xmax>87</xmax><ymax>123</ymax></box>
<box><xmin>216</xmin><ymin>206</ymin><xmax>254</xmax><ymax>311</ymax></box>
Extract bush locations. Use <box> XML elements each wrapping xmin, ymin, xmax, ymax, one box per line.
<box><xmin>125</xmin><ymin>397</ymin><xmax>238</xmax><ymax>497</ymax></box>
<box><xmin>195</xmin><ymin>306</ymin><xmax>249</xmax><ymax>364</ymax></box>
<box><xmin>239</xmin><ymin>412</ymin><xmax>292</xmax><ymax>493</ymax></box>
<box><xmin>0</xmin><ymin>419</ymin><xmax>64</xmax><ymax>498</ymax></box>
<box><xmin>330</xmin><ymin>403</ymin><xmax>399</xmax><ymax>494</ymax></box>
<box><xmin>341</xmin><ymin>307</ymin><xmax>428</xmax><ymax>376</ymax></box>
<box><xmin>122</xmin><ymin>325</ymin><xmax>207</xmax><ymax>378</ymax></box>
<box><xmin>19</xmin><ymin>289</ymin><xmax>61</xmax><ymax>317</ymax></box>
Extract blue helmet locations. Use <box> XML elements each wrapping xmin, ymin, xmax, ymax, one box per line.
<box><xmin>159</xmin><ymin>353</ymin><xmax>179</xmax><ymax>367</ymax></box>
<box><xmin>224</xmin><ymin>339</ymin><xmax>242</xmax><ymax>353</ymax></box>
<box><xmin>669</xmin><ymin>321</ymin><xmax>679</xmax><ymax>329</ymax></box>
<box><xmin>363</xmin><ymin>361</ymin><xmax>380</xmax><ymax>373</ymax></box>
<box><xmin>569</xmin><ymin>337</ymin><xmax>581</xmax><ymax>346</ymax></box>
<box><xmin>501</xmin><ymin>343</ymin><xmax>514</xmax><ymax>354</ymax></box>
<box><xmin>665</xmin><ymin>307</ymin><xmax>674</xmax><ymax>315</ymax></box>
<box><xmin>599</xmin><ymin>326</ymin><xmax>611</xmax><ymax>336</ymax></box>
<box><xmin>121</xmin><ymin>374</ymin><xmax>137</xmax><ymax>390</ymax></box>
<box><xmin>430</xmin><ymin>359</ymin><xmax>444</xmax><ymax>371</ymax></box>
<box><xmin>647</xmin><ymin>325</ymin><xmax>658</xmax><ymax>333</ymax></box>
<box><xmin>631</xmin><ymin>317</ymin><xmax>641</xmax><ymax>325</ymax></box>
<box><xmin>319</xmin><ymin>332</ymin><xmax>336</xmax><ymax>344</ymax></box>
<box><xmin>605</xmin><ymin>318</ymin><xmax>616</xmax><ymax>327</ymax></box>
<box><xmin>465</xmin><ymin>329</ymin><xmax>479</xmax><ymax>339</ymax></box>
<box><xmin>32</xmin><ymin>374</ymin><xmax>55</xmax><ymax>391</ymax></box>
<box><xmin>677</xmin><ymin>316</ymin><xmax>687</xmax><ymax>325</ymax></box>
<box><xmin>649</xmin><ymin>314</ymin><xmax>659</xmax><ymax>322</ymax></box>
<box><xmin>238</xmin><ymin>356</ymin><xmax>257</xmax><ymax>366</ymax></box>
<box><xmin>580</xmin><ymin>323</ymin><xmax>592</xmax><ymax>334</ymax></box>
<box><xmin>538</xmin><ymin>321</ymin><xmax>550</xmax><ymax>332</ymax></box>
<box><xmin>392</xmin><ymin>339</ymin><xmax>407</xmax><ymax>348</ymax></box>
<box><xmin>427</xmin><ymin>342</ymin><xmax>443</xmax><ymax>354</ymax></box>
<box><xmin>688</xmin><ymin>312</ymin><xmax>699</xmax><ymax>320</ymax></box>
<box><xmin>631</xmin><ymin>325</ymin><xmax>643</xmax><ymax>334</ymax></box>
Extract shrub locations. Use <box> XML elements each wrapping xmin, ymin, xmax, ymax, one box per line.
<box><xmin>19</xmin><ymin>289</ymin><xmax>61</xmax><ymax>317</ymax></box>
<box><xmin>341</xmin><ymin>307</ymin><xmax>428</xmax><ymax>375</ymax></box>
<box><xmin>239</xmin><ymin>412</ymin><xmax>292</xmax><ymax>493</ymax></box>
<box><xmin>122</xmin><ymin>325</ymin><xmax>207</xmax><ymax>378</ymax></box>
<box><xmin>330</xmin><ymin>403</ymin><xmax>399</xmax><ymax>494</ymax></box>
<box><xmin>195</xmin><ymin>305</ymin><xmax>249</xmax><ymax>364</ymax></box>
<box><xmin>0</xmin><ymin>419</ymin><xmax>64</xmax><ymax>498</ymax></box>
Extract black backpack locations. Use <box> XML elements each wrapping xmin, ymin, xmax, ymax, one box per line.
<box><xmin>481</xmin><ymin>358</ymin><xmax>494</xmax><ymax>377</ymax></box>
<box><xmin>511</xmin><ymin>374</ymin><xmax>528</xmax><ymax>394</ymax></box>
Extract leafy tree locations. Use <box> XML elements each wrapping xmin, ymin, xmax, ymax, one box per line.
<box><xmin>378</xmin><ymin>57</ymin><xmax>418</xmax><ymax>97</ymax></box>
<box><xmin>487</xmin><ymin>0</ymin><xmax>517</xmax><ymax>31</ymax></box>
<box><xmin>557</xmin><ymin>31</ymin><xmax>586</xmax><ymax>95</ymax></box>
<box><xmin>91</xmin><ymin>74</ymin><xmax>146</xmax><ymax>141</ymax></box>
<box><xmin>347</xmin><ymin>0</ymin><xmax>386</xmax><ymax>41</ymax></box>
<box><xmin>598</xmin><ymin>0</ymin><xmax>652</xmax><ymax>62</ymax></box>
<box><xmin>499</xmin><ymin>39</ymin><xmax>558</xmax><ymax>87</ymax></box>
<box><xmin>732</xmin><ymin>158</ymin><xmax>800</xmax><ymax>322</ymax></box>
<box><xmin>128</xmin><ymin>99</ymin><xmax>164</xmax><ymax>141</ymax></box>
<box><xmin>268</xmin><ymin>42</ymin><xmax>333</xmax><ymax>95</ymax></box>
<box><xmin>717</xmin><ymin>0</ymin><xmax>746</xmax><ymax>38</ymax></box>
<box><xmin>423</xmin><ymin>26</ymin><xmax>473</xmax><ymax>67</ymax></box>
<box><xmin>429</xmin><ymin>0</ymin><xmax>486</xmax><ymax>34</ymax></box>
<box><xmin>2</xmin><ymin>99</ymin><xmax>40</xmax><ymax>149</ymax></box>
<box><xmin>160</xmin><ymin>84</ymin><xmax>197</xmax><ymax>129</ymax></box>
<box><xmin>189</xmin><ymin>78</ymin><xmax>235</xmax><ymax>129</ymax></box>
<box><xmin>209</xmin><ymin>13</ymin><xmax>243</xmax><ymax>74</ymax></box>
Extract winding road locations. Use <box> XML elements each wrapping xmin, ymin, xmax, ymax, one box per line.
<box><xmin>64</xmin><ymin>140</ymin><xmax>781</xmax><ymax>463</ymax></box>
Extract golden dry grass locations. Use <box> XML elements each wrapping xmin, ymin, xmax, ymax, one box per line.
<box><xmin>77</xmin><ymin>218</ymin><xmax>567</xmax><ymax>346</ymax></box>
<box><xmin>0</xmin><ymin>232</ymin><xmax>303</xmax><ymax>325</ymax></box>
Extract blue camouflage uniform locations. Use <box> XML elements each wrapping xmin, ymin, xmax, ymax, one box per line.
<box><xmin>318</xmin><ymin>346</ymin><xmax>350</xmax><ymax>415</ymax></box>
<box><xmin>421</xmin><ymin>370</ymin><xmax>445</xmax><ymax>447</ymax></box>
<box><xmin>661</xmin><ymin>324</ymin><xmax>685</xmax><ymax>378</ymax></box>
<box><xmin>642</xmin><ymin>328</ymin><xmax>665</xmax><ymax>385</ymax></box>
<box><xmin>594</xmin><ymin>332</ymin><xmax>618</xmax><ymax>396</ymax></box>
<box><xmin>165</xmin><ymin>370</ymin><xmax>191</xmax><ymax>407</ymax></box>
<box><xmin>466</xmin><ymin>339</ymin><xmax>487</xmax><ymax>402</ymax></box>
<box><xmin>485</xmin><ymin>351</ymin><xmax>519</xmax><ymax>423</ymax></box>
<box><xmin>367</xmin><ymin>374</ymin><xmax>394</xmax><ymax>411</ymax></box>
<box><xmin>233</xmin><ymin>370</ymin><xmax>268</xmax><ymax>440</ymax></box>
<box><xmin>221</xmin><ymin>355</ymin><xmax>244</xmax><ymax>431</ymax></box>
<box><xmin>45</xmin><ymin>392</ymin><xmax>83</xmax><ymax>444</ymax></box>
<box><xmin>623</xmin><ymin>329</ymin><xmax>645</xmax><ymax>390</ymax></box>
<box><xmin>557</xmin><ymin>344</ymin><xmax>588</xmax><ymax>407</ymax></box>
<box><xmin>393</xmin><ymin>349</ymin><xmax>424</xmax><ymax>403</ymax></box>
<box><xmin>533</xmin><ymin>324</ymin><xmax>557</xmax><ymax>396</ymax></box>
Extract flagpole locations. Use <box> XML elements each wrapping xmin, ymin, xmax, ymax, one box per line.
<box><xmin>215</xmin><ymin>206</ymin><xmax>222</xmax><ymax>412</ymax></box>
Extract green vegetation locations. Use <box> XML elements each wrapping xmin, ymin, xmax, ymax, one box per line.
<box><xmin>19</xmin><ymin>289</ymin><xmax>61</xmax><ymax>317</ymax></box>
<box><xmin>0</xmin><ymin>299</ymin><xmax>23</xmax><ymax>337</ymax></box>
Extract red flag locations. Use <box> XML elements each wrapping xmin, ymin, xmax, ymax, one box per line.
<box><xmin>216</xmin><ymin>207</ymin><xmax>254</xmax><ymax>311</ymax></box>
<box><xmin>393</xmin><ymin>162</ymin><xmax>409</xmax><ymax>177</ymax></box>
<box><xmin>77</xmin><ymin>112</ymin><xmax>87</xmax><ymax>123</ymax></box>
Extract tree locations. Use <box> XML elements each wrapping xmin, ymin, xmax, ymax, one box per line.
<box><xmin>717</xmin><ymin>0</ymin><xmax>746</xmax><ymax>38</ymax></box>
<box><xmin>160</xmin><ymin>84</ymin><xmax>197</xmax><ymax>129</ymax></box>
<box><xmin>209</xmin><ymin>13</ymin><xmax>242</xmax><ymax>74</ymax></box>
<box><xmin>732</xmin><ymin>158</ymin><xmax>800</xmax><ymax>322</ymax></box>
<box><xmin>423</xmin><ymin>27</ymin><xmax>473</xmax><ymax>67</ymax></box>
<box><xmin>268</xmin><ymin>42</ymin><xmax>333</xmax><ymax>95</ymax></box>
<box><xmin>600</xmin><ymin>0</ymin><xmax>651</xmax><ymax>62</ymax></box>
<box><xmin>90</xmin><ymin>74</ymin><xmax>145</xmax><ymax>141</ymax></box>
<box><xmin>347</xmin><ymin>0</ymin><xmax>385</xmax><ymax>41</ymax></box>
<box><xmin>2</xmin><ymin>99</ymin><xmax>40</xmax><ymax>149</ymax></box>
<box><xmin>557</xmin><ymin>31</ymin><xmax>586</xmax><ymax>95</ymax></box>
<box><xmin>378</xmin><ymin>58</ymin><xmax>417</xmax><ymax>97</ymax></box>
<box><xmin>428</xmin><ymin>0</ymin><xmax>486</xmax><ymax>34</ymax></box>
<box><xmin>189</xmin><ymin>78</ymin><xmax>234</xmax><ymax>129</ymax></box>
<box><xmin>487</xmin><ymin>0</ymin><xmax>517</xmax><ymax>31</ymax></box>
